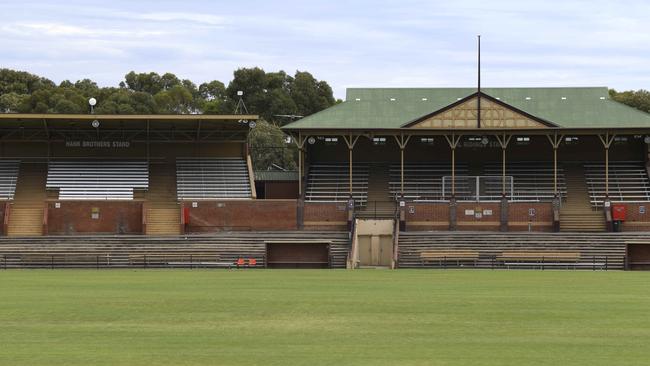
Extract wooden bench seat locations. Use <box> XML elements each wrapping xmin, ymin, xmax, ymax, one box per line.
<box><xmin>419</xmin><ymin>250</ymin><xmax>479</xmax><ymax>267</ymax></box>
<box><xmin>496</xmin><ymin>251</ymin><xmax>580</xmax><ymax>262</ymax></box>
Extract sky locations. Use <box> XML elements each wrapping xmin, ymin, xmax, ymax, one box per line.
<box><xmin>1</xmin><ymin>0</ymin><xmax>649</xmax><ymax>99</ymax></box>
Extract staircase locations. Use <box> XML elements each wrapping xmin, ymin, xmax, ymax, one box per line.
<box><xmin>145</xmin><ymin>162</ymin><xmax>181</xmax><ymax>235</ymax></box>
<box><xmin>7</xmin><ymin>163</ymin><xmax>47</xmax><ymax>236</ymax></box>
<box><xmin>560</xmin><ymin>164</ymin><xmax>606</xmax><ymax>232</ymax></box>
<box><xmin>357</xmin><ymin>163</ymin><xmax>396</xmax><ymax>219</ymax></box>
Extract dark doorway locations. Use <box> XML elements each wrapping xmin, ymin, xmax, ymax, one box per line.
<box><xmin>266</xmin><ymin>242</ymin><xmax>330</xmax><ymax>268</ymax></box>
<box><xmin>627</xmin><ymin>244</ymin><xmax>650</xmax><ymax>270</ymax></box>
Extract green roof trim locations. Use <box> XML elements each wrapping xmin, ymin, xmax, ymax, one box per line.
<box><xmin>283</xmin><ymin>87</ymin><xmax>650</xmax><ymax>130</ymax></box>
<box><xmin>254</xmin><ymin>171</ymin><xmax>298</xmax><ymax>181</ymax></box>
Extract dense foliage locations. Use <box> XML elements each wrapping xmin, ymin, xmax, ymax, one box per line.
<box><xmin>609</xmin><ymin>89</ymin><xmax>650</xmax><ymax>114</ymax></box>
<box><xmin>0</xmin><ymin>67</ymin><xmax>336</xmax><ymax>119</ymax></box>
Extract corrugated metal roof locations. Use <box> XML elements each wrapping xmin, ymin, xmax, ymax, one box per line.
<box><xmin>254</xmin><ymin>171</ymin><xmax>298</xmax><ymax>181</ymax></box>
<box><xmin>283</xmin><ymin>87</ymin><xmax>650</xmax><ymax>130</ymax></box>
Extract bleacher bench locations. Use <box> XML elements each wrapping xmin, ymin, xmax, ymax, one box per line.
<box><xmin>420</xmin><ymin>250</ymin><xmax>479</xmax><ymax>267</ymax></box>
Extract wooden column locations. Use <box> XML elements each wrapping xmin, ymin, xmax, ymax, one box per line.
<box><xmin>393</xmin><ymin>133</ymin><xmax>411</xmax><ymax>197</ymax></box>
<box><xmin>598</xmin><ymin>132</ymin><xmax>616</xmax><ymax>198</ymax></box>
<box><xmin>292</xmin><ymin>133</ymin><xmax>308</xmax><ymax>198</ymax></box>
<box><xmin>342</xmin><ymin>134</ymin><xmax>360</xmax><ymax>197</ymax></box>
<box><xmin>495</xmin><ymin>133</ymin><xmax>512</xmax><ymax>198</ymax></box>
<box><xmin>444</xmin><ymin>133</ymin><xmax>462</xmax><ymax>198</ymax></box>
<box><xmin>546</xmin><ymin>133</ymin><xmax>564</xmax><ymax>198</ymax></box>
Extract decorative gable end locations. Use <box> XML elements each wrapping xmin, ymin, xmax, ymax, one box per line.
<box><xmin>404</xmin><ymin>93</ymin><xmax>556</xmax><ymax>129</ymax></box>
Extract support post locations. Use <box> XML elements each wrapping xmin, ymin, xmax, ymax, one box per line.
<box><xmin>598</xmin><ymin>132</ymin><xmax>616</xmax><ymax>199</ymax></box>
<box><xmin>444</xmin><ymin>134</ymin><xmax>462</xmax><ymax>231</ymax></box>
<box><xmin>292</xmin><ymin>132</ymin><xmax>308</xmax><ymax>198</ymax></box>
<box><xmin>495</xmin><ymin>133</ymin><xmax>512</xmax><ymax>232</ymax></box>
<box><xmin>444</xmin><ymin>133</ymin><xmax>462</xmax><ymax>199</ymax></box>
<box><xmin>546</xmin><ymin>135</ymin><xmax>563</xmax><ymax>195</ymax></box>
<box><xmin>495</xmin><ymin>133</ymin><xmax>512</xmax><ymax>198</ymax></box>
<box><xmin>342</xmin><ymin>133</ymin><xmax>360</xmax><ymax>198</ymax></box>
<box><xmin>393</xmin><ymin>134</ymin><xmax>411</xmax><ymax>197</ymax></box>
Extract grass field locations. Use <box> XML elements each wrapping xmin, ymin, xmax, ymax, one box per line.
<box><xmin>1</xmin><ymin>269</ymin><xmax>649</xmax><ymax>366</ymax></box>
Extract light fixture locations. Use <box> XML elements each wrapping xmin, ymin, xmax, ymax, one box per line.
<box><xmin>88</xmin><ymin>97</ymin><xmax>97</xmax><ymax>114</ymax></box>
<box><xmin>307</xmin><ymin>137</ymin><xmax>316</xmax><ymax>145</ymax></box>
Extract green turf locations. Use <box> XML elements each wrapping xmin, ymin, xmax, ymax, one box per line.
<box><xmin>1</xmin><ymin>269</ymin><xmax>649</xmax><ymax>366</ymax></box>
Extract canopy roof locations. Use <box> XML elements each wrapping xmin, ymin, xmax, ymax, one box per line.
<box><xmin>283</xmin><ymin>87</ymin><xmax>650</xmax><ymax>131</ymax></box>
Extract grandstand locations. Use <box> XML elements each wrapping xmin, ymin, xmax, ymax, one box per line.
<box><xmin>2</xmin><ymin>86</ymin><xmax>650</xmax><ymax>270</ymax></box>
<box><xmin>46</xmin><ymin>160</ymin><xmax>149</xmax><ymax>200</ymax></box>
<box><xmin>176</xmin><ymin>158</ymin><xmax>253</xmax><ymax>200</ymax></box>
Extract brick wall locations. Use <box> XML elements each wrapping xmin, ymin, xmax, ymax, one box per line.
<box><xmin>46</xmin><ymin>201</ymin><xmax>143</xmax><ymax>234</ymax></box>
<box><xmin>617</xmin><ymin>203</ymin><xmax>650</xmax><ymax>231</ymax></box>
<box><xmin>508</xmin><ymin>202</ymin><xmax>553</xmax><ymax>232</ymax></box>
<box><xmin>303</xmin><ymin>202</ymin><xmax>348</xmax><ymax>230</ymax></box>
<box><xmin>184</xmin><ymin>200</ymin><xmax>298</xmax><ymax>232</ymax></box>
<box><xmin>0</xmin><ymin>203</ymin><xmax>6</xmax><ymax>235</ymax></box>
<box><xmin>456</xmin><ymin>202</ymin><xmax>501</xmax><ymax>231</ymax></box>
<box><xmin>404</xmin><ymin>202</ymin><xmax>449</xmax><ymax>231</ymax></box>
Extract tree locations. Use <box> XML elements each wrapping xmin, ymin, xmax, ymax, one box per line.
<box><xmin>290</xmin><ymin>71</ymin><xmax>335</xmax><ymax>117</ymax></box>
<box><xmin>248</xmin><ymin>120</ymin><xmax>297</xmax><ymax>171</ymax></box>
<box><xmin>610</xmin><ymin>89</ymin><xmax>650</xmax><ymax>114</ymax></box>
<box><xmin>0</xmin><ymin>92</ymin><xmax>27</xmax><ymax>112</ymax></box>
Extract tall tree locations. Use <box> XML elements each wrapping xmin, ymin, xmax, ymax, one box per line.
<box><xmin>610</xmin><ymin>89</ymin><xmax>650</xmax><ymax>113</ymax></box>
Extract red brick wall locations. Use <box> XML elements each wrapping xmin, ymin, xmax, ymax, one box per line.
<box><xmin>264</xmin><ymin>182</ymin><xmax>299</xmax><ymax>199</ymax></box>
<box><xmin>0</xmin><ymin>203</ymin><xmax>6</xmax><ymax>235</ymax></box>
<box><xmin>303</xmin><ymin>202</ymin><xmax>348</xmax><ymax>230</ymax></box>
<box><xmin>404</xmin><ymin>202</ymin><xmax>449</xmax><ymax>231</ymax></box>
<box><xmin>184</xmin><ymin>200</ymin><xmax>297</xmax><ymax>232</ymax></box>
<box><xmin>46</xmin><ymin>201</ymin><xmax>143</xmax><ymax>235</ymax></box>
<box><xmin>508</xmin><ymin>202</ymin><xmax>553</xmax><ymax>232</ymax></box>
<box><xmin>617</xmin><ymin>203</ymin><xmax>650</xmax><ymax>231</ymax></box>
<box><xmin>456</xmin><ymin>202</ymin><xmax>501</xmax><ymax>231</ymax></box>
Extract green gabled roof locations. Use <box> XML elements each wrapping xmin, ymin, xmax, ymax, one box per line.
<box><xmin>283</xmin><ymin>87</ymin><xmax>650</xmax><ymax>130</ymax></box>
<box><xmin>254</xmin><ymin>171</ymin><xmax>298</xmax><ymax>181</ymax></box>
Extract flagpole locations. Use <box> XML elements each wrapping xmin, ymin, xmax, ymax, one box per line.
<box><xmin>477</xmin><ymin>35</ymin><xmax>481</xmax><ymax>129</ymax></box>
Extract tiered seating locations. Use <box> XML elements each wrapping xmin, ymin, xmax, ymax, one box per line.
<box><xmin>176</xmin><ymin>158</ymin><xmax>252</xmax><ymax>199</ymax></box>
<box><xmin>305</xmin><ymin>163</ymin><xmax>369</xmax><ymax>205</ymax></box>
<box><xmin>46</xmin><ymin>160</ymin><xmax>148</xmax><ymax>200</ymax></box>
<box><xmin>0</xmin><ymin>231</ymin><xmax>350</xmax><ymax>268</ymax></box>
<box><xmin>0</xmin><ymin>160</ymin><xmax>20</xmax><ymax>200</ymax></box>
<box><xmin>398</xmin><ymin>232</ymin><xmax>631</xmax><ymax>269</ymax></box>
<box><xmin>483</xmin><ymin>161</ymin><xmax>567</xmax><ymax>201</ymax></box>
<box><xmin>388</xmin><ymin>163</ymin><xmax>470</xmax><ymax>201</ymax></box>
<box><xmin>584</xmin><ymin>161</ymin><xmax>650</xmax><ymax>206</ymax></box>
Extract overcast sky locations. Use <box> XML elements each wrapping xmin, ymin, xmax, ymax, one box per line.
<box><xmin>2</xmin><ymin>0</ymin><xmax>649</xmax><ymax>98</ymax></box>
